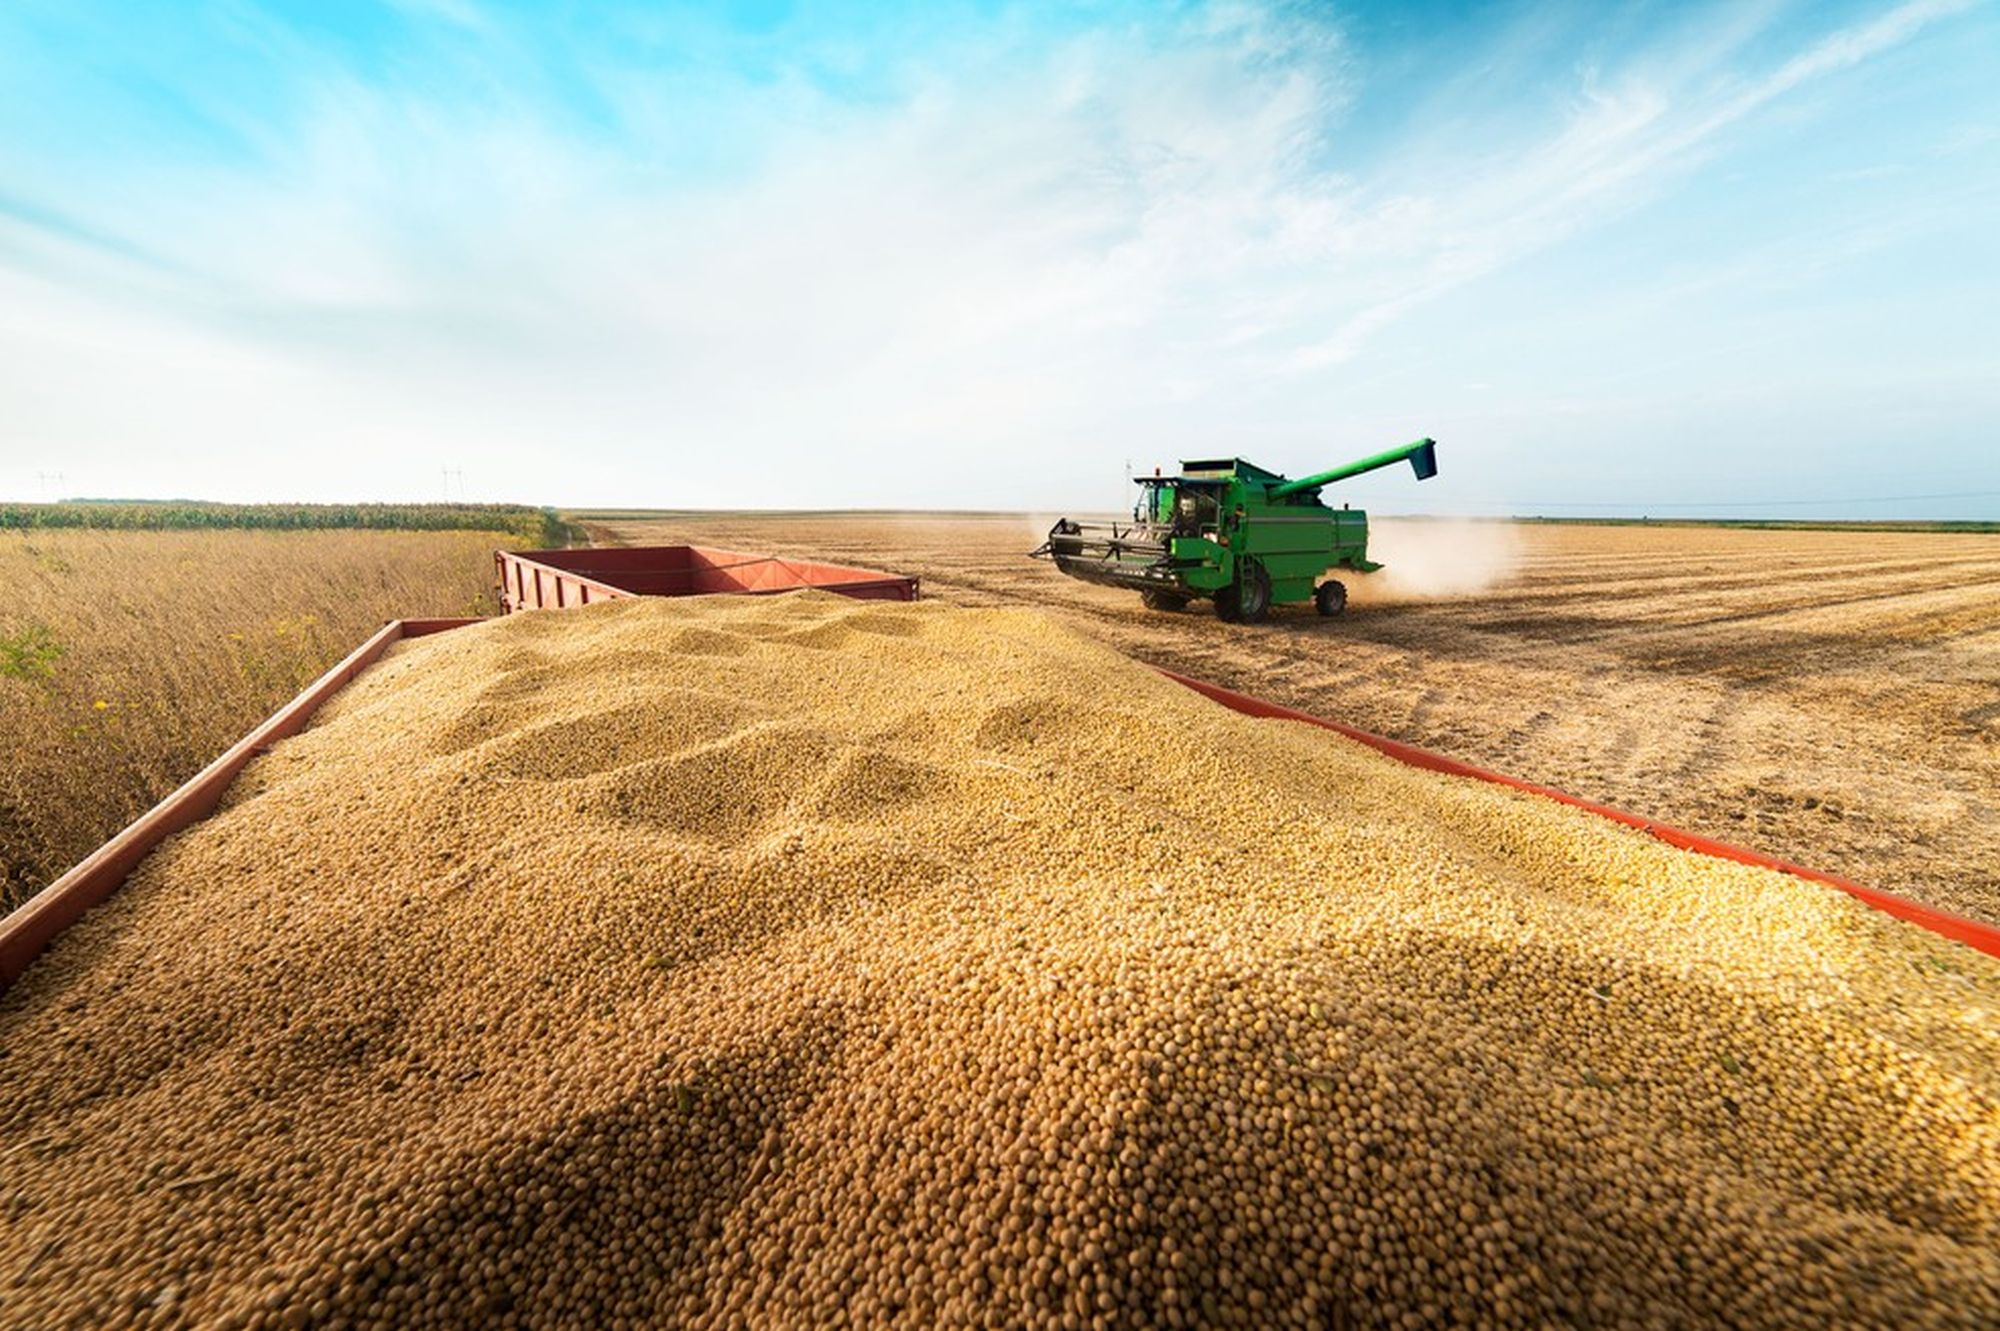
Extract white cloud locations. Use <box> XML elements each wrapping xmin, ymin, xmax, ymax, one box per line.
<box><xmin>2</xmin><ymin>4</ymin><xmax>1365</xmax><ymax>503</ymax></box>
<box><xmin>0</xmin><ymin>0</ymin><xmax>1988</xmax><ymax>508</ymax></box>
<box><xmin>1283</xmin><ymin>0</ymin><xmax>1975</xmax><ymax>371</ymax></box>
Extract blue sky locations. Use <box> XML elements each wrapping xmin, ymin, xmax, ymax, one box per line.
<box><xmin>1</xmin><ymin>0</ymin><xmax>1995</xmax><ymax>515</ymax></box>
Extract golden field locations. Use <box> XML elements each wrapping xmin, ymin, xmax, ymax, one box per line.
<box><xmin>0</xmin><ymin>528</ymin><xmax>506</xmax><ymax>913</ymax></box>
<box><xmin>6</xmin><ymin>516</ymin><xmax>1994</xmax><ymax>930</ymax></box>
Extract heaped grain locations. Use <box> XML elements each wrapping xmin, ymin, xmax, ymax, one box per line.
<box><xmin>2</xmin><ymin>592</ymin><xmax>1996</xmax><ymax>1329</ymax></box>
<box><xmin>591</xmin><ymin>511</ymin><xmax>2000</xmax><ymax>926</ymax></box>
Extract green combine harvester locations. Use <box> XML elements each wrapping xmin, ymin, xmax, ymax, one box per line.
<box><xmin>1032</xmin><ymin>438</ymin><xmax>1438</xmax><ymax>622</ymax></box>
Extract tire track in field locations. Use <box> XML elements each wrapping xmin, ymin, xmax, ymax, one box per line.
<box><xmin>1473</xmin><ymin>557</ymin><xmax>2000</xmax><ymax>620</ymax></box>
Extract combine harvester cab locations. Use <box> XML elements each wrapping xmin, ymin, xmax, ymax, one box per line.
<box><xmin>1033</xmin><ymin>438</ymin><xmax>1437</xmax><ymax>622</ymax></box>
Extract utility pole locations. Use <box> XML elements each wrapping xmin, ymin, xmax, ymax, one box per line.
<box><xmin>37</xmin><ymin>471</ymin><xmax>65</xmax><ymax>502</ymax></box>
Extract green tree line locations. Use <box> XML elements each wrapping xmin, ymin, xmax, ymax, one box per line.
<box><xmin>0</xmin><ymin>502</ymin><xmax>579</xmax><ymax>546</ymax></box>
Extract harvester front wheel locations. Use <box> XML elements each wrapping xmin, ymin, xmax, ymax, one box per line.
<box><xmin>1235</xmin><ymin>563</ymin><xmax>1272</xmax><ymax>624</ymax></box>
<box><xmin>1141</xmin><ymin>589</ymin><xmax>1189</xmax><ymax>613</ymax></box>
<box><xmin>1212</xmin><ymin>585</ymin><xmax>1241</xmax><ymax>622</ymax></box>
<box><xmin>1315</xmin><ymin>580</ymin><xmax>1348</xmax><ymax>617</ymax></box>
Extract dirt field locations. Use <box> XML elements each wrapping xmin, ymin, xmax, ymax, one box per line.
<box><xmin>587</xmin><ymin>514</ymin><xmax>2000</xmax><ymax>926</ymax></box>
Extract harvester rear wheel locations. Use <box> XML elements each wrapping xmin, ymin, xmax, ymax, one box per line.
<box><xmin>1315</xmin><ymin>580</ymin><xmax>1348</xmax><ymax>617</ymax></box>
<box><xmin>1235</xmin><ymin>563</ymin><xmax>1272</xmax><ymax>624</ymax></box>
<box><xmin>1141</xmin><ymin>589</ymin><xmax>1189</xmax><ymax>613</ymax></box>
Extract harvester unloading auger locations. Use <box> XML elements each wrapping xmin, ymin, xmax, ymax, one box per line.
<box><xmin>1032</xmin><ymin>438</ymin><xmax>1438</xmax><ymax>622</ymax></box>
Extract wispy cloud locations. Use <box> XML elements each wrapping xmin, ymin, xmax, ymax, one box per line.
<box><xmin>1283</xmin><ymin>0</ymin><xmax>1977</xmax><ymax>370</ymax></box>
<box><xmin>0</xmin><ymin>0</ymin><xmax>1994</xmax><ymax>511</ymax></box>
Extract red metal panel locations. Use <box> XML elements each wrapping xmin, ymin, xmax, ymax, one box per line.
<box><xmin>401</xmin><ymin>618</ymin><xmax>483</xmax><ymax>638</ymax></box>
<box><xmin>1156</xmin><ymin>667</ymin><xmax>2000</xmax><ymax>960</ymax></box>
<box><xmin>494</xmin><ymin>545</ymin><xmax>917</xmax><ymax>608</ymax></box>
<box><xmin>0</xmin><ymin>618</ymin><xmax>486</xmax><ymax>990</ymax></box>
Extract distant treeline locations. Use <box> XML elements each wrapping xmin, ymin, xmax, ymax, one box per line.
<box><xmin>0</xmin><ymin>502</ymin><xmax>581</xmax><ymax>547</ymax></box>
<box><xmin>1513</xmin><ymin>517</ymin><xmax>2000</xmax><ymax>534</ymax></box>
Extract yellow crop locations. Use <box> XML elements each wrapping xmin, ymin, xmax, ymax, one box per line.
<box><xmin>1</xmin><ymin>592</ymin><xmax>1994</xmax><ymax>1328</ymax></box>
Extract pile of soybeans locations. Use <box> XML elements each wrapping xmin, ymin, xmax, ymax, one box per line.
<box><xmin>3</xmin><ymin>592</ymin><xmax>1997</xmax><ymax>1330</ymax></box>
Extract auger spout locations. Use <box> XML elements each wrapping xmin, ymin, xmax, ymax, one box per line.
<box><xmin>1267</xmin><ymin>438</ymin><xmax>1437</xmax><ymax>498</ymax></box>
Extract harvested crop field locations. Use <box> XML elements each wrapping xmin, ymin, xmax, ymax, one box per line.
<box><xmin>587</xmin><ymin>514</ymin><xmax>2000</xmax><ymax>925</ymax></box>
<box><xmin>4</xmin><ymin>593</ymin><xmax>1996</xmax><ymax>1329</ymax></box>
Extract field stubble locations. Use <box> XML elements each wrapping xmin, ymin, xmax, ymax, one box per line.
<box><xmin>0</xmin><ymin>528</ymin><xmax>507</xmax><ymax>912</ymax></box>
<box><xmin>588</xmin><ymin>514</ymin><xmax>2000</xmax><ymax>924</ymax></box>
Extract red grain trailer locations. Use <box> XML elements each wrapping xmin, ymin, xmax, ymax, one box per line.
<box><xmin>494</xmin><ymin>545</ymin><xmax>918</xmax><ymax>613</ymax></box>
<box><xmin>6</xmin><ymin>616</ymin><xmax>1998</xmax><ymax>991</ymax></box>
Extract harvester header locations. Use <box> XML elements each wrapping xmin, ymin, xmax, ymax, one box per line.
<box><xmin>1031</xmin><ymin>437</ymin><xmax>1438</xmax><ymax>623</ymax></box>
